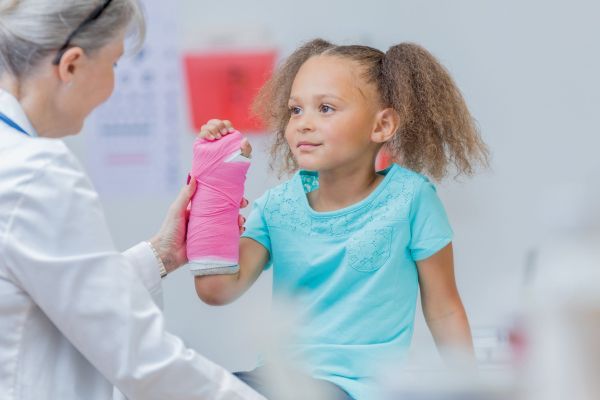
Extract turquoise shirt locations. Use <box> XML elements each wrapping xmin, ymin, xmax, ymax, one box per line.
<box><xmin>242</xmin><ymin>164</ymin><xmax>453</xmax><ymax>400</ymax></box>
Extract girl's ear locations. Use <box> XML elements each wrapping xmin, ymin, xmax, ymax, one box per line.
<box><xmin>371</xmin><ymin>108</ymin><xmax>400</xmax><ymax>143</ymax></box>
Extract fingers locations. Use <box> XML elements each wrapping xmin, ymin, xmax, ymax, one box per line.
<box><xmin>240</xmin><ymin>197</ymin><xmax>249</xmax><ymax>208</ymax></box>
<box><xmin>199</xmin><ymin>119</ymin><xmax>235</xmax><ymax>140</ymax></box>
<box><xmin>240</xmin><ymin>138</ymin><xmax>253</xmax><ymax>158</ymax></box>
<box><xmin>238</xmin><ymin>214</ymin><xmax>247</xmax><ymax>234</ymax></box>
<box><xmin>187</xmin><ymin>174</ymin><xmax>198</xmax><ymax>198</ymax></box>
<box><xmin>173</xmin><ymin>174</ymin><xmax>197</xmax><ymax>213</ymax></box>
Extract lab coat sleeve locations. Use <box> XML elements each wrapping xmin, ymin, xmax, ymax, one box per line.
<box><xmin>123</xmin><ymin>242</ymin><xmax>163</xmax><ymax>308</ymax></box>
<box><xmin>2</xmin><ymin>143</ymin><xmax>264</xmax><ymax>400</ymax></box>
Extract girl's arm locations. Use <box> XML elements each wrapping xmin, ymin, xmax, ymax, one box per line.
<box><xmin>194</xmin><ymin>238</ymin><xmax>269</xmax><ymax>305</ymax></box>
<box><xmin>193</xmin><ymin>118</ymin><xmax>268</xmax><ymax>305</ymax></box>
<box><xmin>417</xmin><ymin>243</ymin><xmax>475</xmax><ymax>361</ymax></box>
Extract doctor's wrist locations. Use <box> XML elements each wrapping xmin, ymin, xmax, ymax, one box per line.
<box><xmin>148</xmin><ymin>238</ymin><xmax>178</xmax><ymax>277</ymax></box>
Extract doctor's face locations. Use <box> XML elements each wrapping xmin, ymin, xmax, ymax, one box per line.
<box><xmin>61</xmin><ymin>33</ymin><xmax>124</xmax><ymax>135</ymax></box>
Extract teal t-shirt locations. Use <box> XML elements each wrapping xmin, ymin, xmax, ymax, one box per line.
<box><xmin>242</xmin><ymin>164</ymin><xmax>453</xmax><ymax>400</ymax></box>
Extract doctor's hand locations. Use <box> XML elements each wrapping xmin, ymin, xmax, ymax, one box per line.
<box><xmin>150</xmin><ymin>177</ymin><xmax>198</xmax><ymax>274</ymax></box>
<box><xmin>149</xmin><ymin>176</ymin><xmax>250</xmax><ymax>275</ymax></box>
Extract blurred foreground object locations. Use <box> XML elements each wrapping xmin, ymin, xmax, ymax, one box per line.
<box><xmin>523</xmin><ymin>233</ymin><xmax>600</xmax><ymax>400</ymax></box>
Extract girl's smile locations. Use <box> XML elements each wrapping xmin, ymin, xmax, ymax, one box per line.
<box><xmin>296</xmin><ymin>141</ymin><xmax>322</xmax><ymax>151</ymax></box>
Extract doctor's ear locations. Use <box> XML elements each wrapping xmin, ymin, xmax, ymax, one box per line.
<box><xmin>55</xmin><ymin>47</ymin><xmax>85</xmax><ymax>84</ymax></box>
<box><xmin>371</xmin><ymin>108</ymin><xmax>400</xmax><ymax>144</ymax></box>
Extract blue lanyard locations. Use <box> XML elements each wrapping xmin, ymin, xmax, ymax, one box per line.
<box><xmin>0</xmin><ymin>111</ymin><xmax>30</xmax><ymax>136</ymax></box>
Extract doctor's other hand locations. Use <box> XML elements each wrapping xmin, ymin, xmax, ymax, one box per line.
<box><xmin>149</xmin><ymin>176</ymin><xmax>198</xmax><ymax>275</ymax></box>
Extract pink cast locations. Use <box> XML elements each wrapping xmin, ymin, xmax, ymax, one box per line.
<box><xmin>187</xmin><ymin>130</ymin><xmax>250</xmax><ymax>269</ymax></box>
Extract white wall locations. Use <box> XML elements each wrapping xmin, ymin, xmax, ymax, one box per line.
<box><xmin>66</xmin><ymin>0</ymin><xmax>600</xmax><ymax>370</ymax></box>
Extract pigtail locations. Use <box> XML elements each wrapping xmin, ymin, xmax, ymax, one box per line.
<box><xmin>253</xmin><ymin>38</ymin><xmax>334</xmax><ymax>174</ymax></box>
<box><xmin>383</xmin><ymin>43</ymin><xmax>489</xmax><ymax>180</ymax></box>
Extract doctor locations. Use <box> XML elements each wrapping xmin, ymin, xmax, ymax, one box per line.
<box><xmin>0</xmin><ymin>1</ymin><xmax>262</xmax><ymax>399</ymax></box>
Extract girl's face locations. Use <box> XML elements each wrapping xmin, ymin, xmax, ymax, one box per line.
<box><xmin>285</xmin><ymin>55</ymin><xmax>382</xmax><ymax>173</ymax></box>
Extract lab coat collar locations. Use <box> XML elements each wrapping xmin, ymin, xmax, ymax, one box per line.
<box><xmin>0</xmin><ymin>88</ymin><xmax>39</xmax><ymax>137</ymax></box>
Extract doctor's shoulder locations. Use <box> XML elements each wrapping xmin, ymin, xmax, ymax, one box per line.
<box><xmin>1</xmin><ymin>138</ymin><xmax>87</xmax><ymax>193</ymax></box>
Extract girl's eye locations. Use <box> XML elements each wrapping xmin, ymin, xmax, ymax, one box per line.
<box><xmin>320</xmin><ymin>104</ymin><xmax>334</xmax><ymax>113</ymax></box>
<box><xmin>289</xmin><ymin>106</ymin><xmax>302</xmax><ymax>115</ymax></box>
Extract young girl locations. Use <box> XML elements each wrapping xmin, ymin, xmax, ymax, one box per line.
<box><xmin>195</xmin><ymin>38</ymin><xmax>489</xmax><ymax>400</ymax></box>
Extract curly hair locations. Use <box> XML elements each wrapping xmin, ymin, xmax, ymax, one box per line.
<box><xmin>253</xmin><ymin>38</ymin><xmax>489</xmax><ymax>180</ymax></box>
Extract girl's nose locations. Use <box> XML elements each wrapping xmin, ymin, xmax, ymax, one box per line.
<box><xmin>297</xmin><ymin>114</ymin><xmax>315</xmax><ymax>133</ymax></box>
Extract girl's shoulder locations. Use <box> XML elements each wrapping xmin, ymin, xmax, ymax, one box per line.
<box><xmin>383</xmin><ymin>163</ymin><xmax>432</xmax><ymax>198</ymax></box>
<box><xmin>388</xmin><ymin>163</ymin><xmax>429</xmax><ymax>185</ymax></box>
<box><xmin>367</xmin><ymin>164</ymin><xmax>435</xmax><ymax>220</ymax></box>
<box><xmin>251</xmin><ymin>172</ymin><xmax>304</xmax><ymax>212</ymax></box>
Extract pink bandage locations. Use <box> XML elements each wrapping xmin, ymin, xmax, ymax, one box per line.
<box><xmin>186</xmin><ymin>130</ymin><xmax>250</xmax><ymax>275</ymax></box>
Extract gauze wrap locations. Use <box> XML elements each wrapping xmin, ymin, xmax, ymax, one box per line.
<box><xmin>186</xmin><ymin>130</ymin><xmax>250</xmax><ymax>275</ymax></box>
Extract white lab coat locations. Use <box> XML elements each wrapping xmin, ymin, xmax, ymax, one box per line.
<box><xmin>0</xmin><ymin>90</ymin><xmax>264</xmax><ymax>400</ymax></box>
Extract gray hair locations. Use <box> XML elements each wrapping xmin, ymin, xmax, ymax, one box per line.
<box><xmin>0</xmin><ymin>0</ymin><xmax>146</xmax><ymax>78</ymax></box>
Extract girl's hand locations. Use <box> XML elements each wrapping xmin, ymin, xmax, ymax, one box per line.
<box><xmin>197</xmin><ymin>118</ymin><xmax>252</xmax><ymax>237</ymax></box>
<box><xmin>199</xmin><ymin>118</ymin><xmax>253</xmax><ymax>160</ymax></box>
<box><xmin>199</xmin><ymin>119</ymin><xmax>235</xmax><ymax>140</ymax></box>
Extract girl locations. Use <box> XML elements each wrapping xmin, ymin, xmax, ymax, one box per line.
<box><xmin>195</xmin><ymin>38</ymin><xmax>489</xmax><ymax>400</ymax></box>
